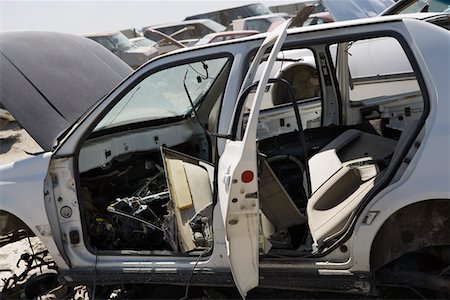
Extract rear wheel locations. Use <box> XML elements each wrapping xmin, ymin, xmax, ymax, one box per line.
<box><xmin>376</xmin><ymin>246</ymin><xmax>450</xmax><ymax>298</ymax></box>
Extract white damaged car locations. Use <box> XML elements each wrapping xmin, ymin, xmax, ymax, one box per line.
<box><xmin>0</xmin><ymin>14</ymin><xmax>449</xmax><ymax>298</ymax></box>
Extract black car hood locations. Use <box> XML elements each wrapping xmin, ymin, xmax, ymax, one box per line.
<box><xmin>0</xmin><ymin>31</ymin><xmax>133</xmax><ymax>151</ymax></box>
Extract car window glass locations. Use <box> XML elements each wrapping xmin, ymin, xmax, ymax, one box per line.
<box><xmin>94</xmin><ymin>57</ymin><xmax>229</xmax><ymax>131</ymax></box>
<box><xmin>246</xmin><ymin>19</ymin><xmax>271</xmax><ymax>32</ymax></box>
<box><xmin>397</xmin><ymin>0</ymin><xmax>450</xmax><ymax>13</ymax></box>
<box><xmin>94</xmin><ymin>37</ymin><xmax>115</xmax><ymax>51</ymax></box>
<box><xmin>111</xmin><ymin>33</ymin><xmax>134</xmax><ymax>51</ymax></box>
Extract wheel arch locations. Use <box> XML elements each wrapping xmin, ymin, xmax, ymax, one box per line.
<box><xmin>370</xmin><ymin>199</ymin><xmax>450</xmax><ymax>271</ymax></box>
<box><xmin>0</xmin><ymin>209</ymin><xmax>35</xmax><ymax>237</ymax></box>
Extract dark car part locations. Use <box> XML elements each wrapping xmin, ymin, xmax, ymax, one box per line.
<box><xmin>0</xmin><ymin>31</ymin><xmax>132</xmax><ymax>150</ymax></box>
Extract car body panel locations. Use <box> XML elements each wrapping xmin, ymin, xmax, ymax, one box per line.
<box><xmin>350</xmin><ymin>18</ymin><xmax>450</xmax><ymax>272</ymax></box>
<box><xmin>217</xmin><ymin>20</ymin><xmax>290</xmax><ymax>297</ymax></box>
<box><xmin>85</xmin><ymin>32</ymin><xmax>157</xmax><ymax>69</ymax></box>
<box><xmin>0</xmin><ymin>31</ymin><xmax>132</xmax><ymax>151</ymax></box>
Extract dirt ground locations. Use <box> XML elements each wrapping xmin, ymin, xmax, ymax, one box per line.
<box><xmin>0</xmin><ymin>122</ymin><xmax>43</xmax><ymax>165</ymax></box>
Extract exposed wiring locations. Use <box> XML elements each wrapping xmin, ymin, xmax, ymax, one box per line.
<box><xmin>279</xmin><ymin>51</ymin><xmax>285</xmax><ymax>75</ymax></box>
<box><xmin>346</xmin><ymin>41</ymin><xmax>355</xmax><ymax>56</ymax></box>
<box><xmin>188</xmin><ymin>62</ymin><xmax>210</xmax><ymax>80</ymax></box>
<box><xmin>183</xmin><ymin>65</ymin><xmax>231</xmax><ymax>140</ymax></box>
<box><xmin>183</xmin><ymin>70</ymin><xmax>211</xmax><ymax>138</ymax></box>
<box><xmin>26</xmin><ymin>233</ymin><xmax>41</xmax><ymax>273</ymax></box>
<box><xmin>180</xmin><ymin>247</ymin><xmax>211</xmax><ymax>300</ymax></box>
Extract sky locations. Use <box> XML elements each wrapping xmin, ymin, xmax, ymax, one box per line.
<box><xmin>0</xmin><ymin>0</ymin><xmax>300</xmax><ymax>35</ymax></box>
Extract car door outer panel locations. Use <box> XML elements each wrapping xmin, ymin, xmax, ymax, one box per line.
<box><xmin>217</xmin><ymin>20</ymin><xmax>290</xmax><ymax>297</ymax></box>
<box><xmin>48</xmin><ymin>45</ymin><xmax>259</xmax><ymax>272</ymax></box>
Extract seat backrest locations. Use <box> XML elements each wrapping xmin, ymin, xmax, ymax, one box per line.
<box><xmin>259</xmin><ymin>159</ymin><xmax>306</xmax><ymax>233</ymax></box>
<box><xmin>307</xmin><ymin>163</ymin><xmax>378</xmax><ymax>247</ymax></box>
<box><xmin>308</xmin><ymin>129</ymin><xmax>362</xmax><ymax>193</ymax></box>
<box><xmin>306</xmin><ymin>129</ymin><xmax>397</xmax><ymax>248</ymax></box>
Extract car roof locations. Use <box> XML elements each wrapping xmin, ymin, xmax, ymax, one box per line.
<box><xmin>172</xmin><ymin>13</ymin><xmax>447</xmax><ymax>55</ymax></box>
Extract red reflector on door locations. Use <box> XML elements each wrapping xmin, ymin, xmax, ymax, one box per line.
<box><xmin>241</xmin><ymin>170</ymin><xmax>254</xmax><ymax>183</ymax></box>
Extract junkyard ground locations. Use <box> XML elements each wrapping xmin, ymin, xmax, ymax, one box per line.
<box><xmin>0</xmin><ymin>123</ymin><xmax>430</xmax><ymax>299</ymax></box>
<box><xmin>0</xmin><ymin>122</ymin><xmax>42</xmax><ymax>165</ymax></box>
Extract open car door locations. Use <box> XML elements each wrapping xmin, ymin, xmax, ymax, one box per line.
<box><xmin>217</xmin><ymin>19</ymin><xmax>291</xmax><ymax>297</ymax></box>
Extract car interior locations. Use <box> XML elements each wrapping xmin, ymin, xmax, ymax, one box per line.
<box><xmin>75</xmin><ymin>35</ymin><xmax>425</xmax><ymax>259</ymax></box>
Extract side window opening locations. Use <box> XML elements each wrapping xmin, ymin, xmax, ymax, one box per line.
<box><xmin>76</xmin><ymin>57</ymin><xmax>231</xmax><ymax>254</ymax></box>
<box><xmin>241</xmin><ymin>48</ymin><xmax>322</xmax><ymax>141</ymax></box>
<box><xmin>335</xmin><ymin>37</ymin><xmax>423</xmax><ymax>139</ymax></box>
<box><xmin>242</xmin><ymin>36</ymin><xmax>426</xmax><ymax>257</ymax></box>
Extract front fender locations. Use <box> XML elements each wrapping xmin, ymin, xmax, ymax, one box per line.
<box><xmin>0</xmin><ymin>153</ymin><xmax>69</xmax><ymax>269</ymax></box>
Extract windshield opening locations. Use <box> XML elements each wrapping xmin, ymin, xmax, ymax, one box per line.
<box><xmin>94</xmin><ymin>57</ymin><xmax>230</xmax><ymax>132</ymax></box>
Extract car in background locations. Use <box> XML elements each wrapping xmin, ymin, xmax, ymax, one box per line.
<box><xmin>321</xmin><ymin>0</ymin><xmax>394</xmax><ymax>21</ymax></box>
<box><xmin>120</xmin><ymin>28</ymin><xmax>142</xmax><ymax>39</ymax></box>
<box><xmin>184</xmin><ymin>3</ymin><xmax>272</xmax><ymax>28</ymax></box>
<box><xmin>270</xmin><ymin>1</ymin><xmax>319</xmax><ymax>16</ymax></box>
<box><xmin>381</xmin><ymin>0</ymin><xmax>450</xmax><ymax>15</ymax></box>
<box><xmin>130</xmin><ymin>36</ymin><xmax>185</xmax><ymax>56</ymax></box>
<box><xmin>298</xmin><ymin>11</ymin><xmax>334</xmax><ymax>26</ymax></box>
<box><xmin>129</xmin><ymin>36</ymin><xmax>157</xmax><ymax>50</ymax></box>
<box><xmin>142</xmin><ymin>28</ymin><xmax>187</xmax><ymax>55</ymax></box>
<box><xmin>85</xmin><ymin>31</ymin><xmax>158</xmax><ymax>69</ymax></box>
<box><xmin>144</xmin><ymin>19</ymin><xmax>226</xmax><ymax>46</ymax></box>
<box><xmin>195</xmin><ymin>30</ymin><xmax>259</xmax><ymax>45</ymax></box>
<box><xmin>232</xmin><ymin>13</ymin><xmax>289</xmax><ymax>32</ymax></box>
<box><xmin>281</xmin><ymin>0</ymin><xmax>394</xmax><ymax>28</ymax></box>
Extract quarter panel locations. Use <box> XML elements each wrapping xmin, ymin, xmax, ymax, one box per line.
<box><xmin>351</xmin><ymin>20</ymin><xmax>450</xmax><ymax>272</ymax></box>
